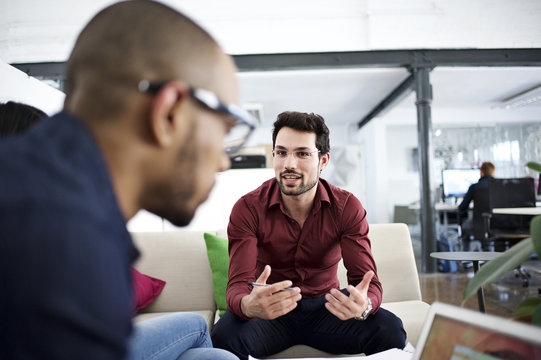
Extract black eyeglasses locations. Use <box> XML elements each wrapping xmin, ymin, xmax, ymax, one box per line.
<box><xmin>138</xmin><ymin>80</ymin><xmax>256</xmax><ymax>155</ymax></box>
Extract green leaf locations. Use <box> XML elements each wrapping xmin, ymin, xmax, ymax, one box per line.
<box><xmin>511</xmin><ymin>298</ymin><xmax>541</xmax><ymax>318</ymax></box>
<box><xmin>462</xmin><ymin>238</ymin><xmax>535</xmax><ymax>303</ymax></box>
<box><xmin>531</xmin><ymin>215</ymin><xmax>541</xmax><ymax>258</ymax></box>
<box><xmin>526</xmin><ymin>161</ymin><xmax>541</xmax><ymax>172</ymax></box>
<box><xmin>533</xmin><ymin>304</ymin><xmax>541</xmax><ymax>327</ymax></box>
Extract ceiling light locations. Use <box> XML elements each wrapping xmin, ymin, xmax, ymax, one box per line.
<box><xmin>500</xmin><ymin>84</ymin><xmax>541</xmax><ymax>110</ymax></box>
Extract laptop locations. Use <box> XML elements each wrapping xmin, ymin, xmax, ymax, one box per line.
<box><xmin>412</xmin><ymin>302</ymin><xmax>541</xmax><ymax>360</ymax></box>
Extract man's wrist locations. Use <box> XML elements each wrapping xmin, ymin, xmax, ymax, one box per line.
<box><xmin>240</xmin><ymin>294</ymin><xmax>253</xmax><ymax>318</ymax></box>
<box><xmin>354</xmin><ymin>297</ymin><xmax>373</xmax><ymax>321</ymax></box>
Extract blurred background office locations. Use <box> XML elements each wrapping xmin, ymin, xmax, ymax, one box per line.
<box><xmin>2</xmin><ymin>0</ymin><xmax>541</xmax><ymax>317</ymax></box>
<box><xmin>1</xmin><ymin>0</ymin><xmax>540</xmax><ymax>230</ymax></box>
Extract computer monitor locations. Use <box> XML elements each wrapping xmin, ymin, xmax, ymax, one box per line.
<box><xmin>441</xmin><ymin>169</ymin><xmax>480</xmax><ymax>198</ymax></box>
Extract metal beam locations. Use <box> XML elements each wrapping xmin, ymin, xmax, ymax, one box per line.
<box><xmin>232</xmin><ymin>48</ymin><xmax>541</xmax><ymax>71</ymax></box>
<box><xmin>357</xmin><ymin>74</ymin><xmax>414</xmax><ymax>129</ymax></box>
<box><xmin>11</xmin><ymin>48</ymin><xmax>541</xmax><ymax>81</ymax></box>
<box><xmin>413</xmin><ymin>67</ymin><xmax>437</xmax><ymax>273</ymax></box>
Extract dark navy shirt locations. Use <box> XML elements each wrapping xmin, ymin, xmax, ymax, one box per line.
<box><xmin>0</xmin><ymin>111</ymin><xmax>138</xmax><ymax>359</ymax></box>
<box><xmin>458</xmin><ymin>175</ymin><xmax>494</xmax><ymax>212</ymax></box>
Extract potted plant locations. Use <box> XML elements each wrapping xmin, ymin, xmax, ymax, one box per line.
<box><xmin>462</xmin><ymin>161</ymin><xmax>541</xmax><ymax>326</ymax></box>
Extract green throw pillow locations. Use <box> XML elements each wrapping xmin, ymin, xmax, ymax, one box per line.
<box><xmin>203</xmin><ymin>233</ymin><xmax>229</xmax><ymax>317</ymax></box>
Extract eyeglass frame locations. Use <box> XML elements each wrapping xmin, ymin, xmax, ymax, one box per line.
<box><xmin>138</xmin><ymin>80</ymin><xmax>256</xmax><ymax>155</ymax></box>
<box><xmin>272</xmin><ymin>149</ymin><xmax>322</xmax><ymax>160</ymax></box>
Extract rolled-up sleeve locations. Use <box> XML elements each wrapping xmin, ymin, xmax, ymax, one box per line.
<box><xmin>340</xmin><ymin>195</ymin><xmax>382</xmax><ymax>313</ymax></box>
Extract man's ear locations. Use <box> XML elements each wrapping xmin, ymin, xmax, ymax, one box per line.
<box><xmin>148</xmin><ymin>81</ymin><xmax>190</xmax><ymax>147</ymax></box>
<box><xmin>320</xmin><ymin>152</ymin><xmax>330</xmax><ymax>171</ymax></box>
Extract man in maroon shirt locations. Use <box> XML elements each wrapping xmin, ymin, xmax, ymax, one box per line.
<box><xmin>211</xmin><ymin>112</ymin><xmax>405</xmax><ymax>359</ymax></box>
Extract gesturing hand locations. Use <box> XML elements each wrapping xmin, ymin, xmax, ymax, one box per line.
<box><xmin>324</xmin><ymin>270</ymin><xmax>374</xmax><ymax>321</ymax></box>
<box><xmin>240</xmin><ymin>265</ymin><xmax>302</xmax><ymax>319</ymax></box>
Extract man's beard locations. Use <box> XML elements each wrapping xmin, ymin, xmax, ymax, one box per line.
<box><xmin>278</xmin><ymin>170</ymin><xmax>319</xmax><ymax>196</ymax></box>
<box><xmin>147</xmin><ymin>120</ymin><xmax>201</xmax><ymax>227</ymax></box>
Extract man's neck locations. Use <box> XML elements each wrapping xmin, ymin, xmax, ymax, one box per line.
<box><xmin>281</xmin><ymin>184</ymin><xmax>318</xmax><ymax>226</ymax></box>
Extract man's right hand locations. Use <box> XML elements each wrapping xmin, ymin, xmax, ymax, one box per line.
<box><xmin>240</xmin><ymin>265</ymin><xmax>302</xmax><ymax>319</ymax></box>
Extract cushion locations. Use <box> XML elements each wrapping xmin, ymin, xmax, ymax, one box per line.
<box><xmin>203</xmin><ymin>232</ymin><xmax>229</xmax><ymax>316</ymax></box>
<box><xmin>131</xmin><ymin>267</ymin><xmax>166</xmax><ymax>312</ymax></box>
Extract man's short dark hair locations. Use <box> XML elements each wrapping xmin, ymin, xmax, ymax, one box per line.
<box><xmin>0</xmin><ymin>101</ymin><xmax>45</xmax><ymax>137</ymax></box>
<box><xmin>480</xmin><ymin>161</ymin><xmax>495</xmax><ymax>176</ymax></box>
<box><xmin>272</xmin><ymin>111</ymin><xmax>330</xmax><ymax>155</ymax></box>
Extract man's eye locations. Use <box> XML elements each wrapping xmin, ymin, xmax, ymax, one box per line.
<box><xmin>276</xmin><ymin>151</ymin><xmax>288</xmax><ymax>156</ymax></box>
<box><xmin>297</xmin><ymin>152</ymin><xmax>310</xmax><ymax>158</ymax></box>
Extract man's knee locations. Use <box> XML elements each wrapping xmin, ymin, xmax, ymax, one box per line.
<box><xmin>371</xmin><ymin>309</ymin><xmax>407</xmax><ymax>349</ymax></box>
<box><xmin>167</xmin><ymin>312</ymin><xmax>209</xmax><ymax>333</ymax></box>
<box><xmin>211</xmin><ymin>312</ymin><xmax>243</xmax><ymax>352</ymax></box>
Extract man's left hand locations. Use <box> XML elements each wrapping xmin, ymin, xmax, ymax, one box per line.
<box><xmin>324</xmin><ymin>270</ymin><xmax>374</xmax><ymax>321</ymax></box>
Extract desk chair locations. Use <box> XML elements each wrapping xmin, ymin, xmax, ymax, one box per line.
<box><xmin>472</xmin><ymin>186</ymin><xmax>490</xmax><ymax>251</ymax></box>
<box><xmin>483</xmin><ymin>177</ymin><xmax>536</xmax><ymax>286</ymax></box>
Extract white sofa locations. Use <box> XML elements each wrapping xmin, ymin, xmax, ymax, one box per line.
<box><xmin>132</xmin><ymin>223</ymin><xmax>430</xmax><ymax>358</ymax></box>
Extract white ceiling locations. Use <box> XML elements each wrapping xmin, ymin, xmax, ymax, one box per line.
<box><xmin>237</xmin><ymin>66</ymin><xmax>541</xmax><ymax>129</ymax></box>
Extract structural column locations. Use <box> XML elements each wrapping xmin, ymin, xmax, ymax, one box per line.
<box><xmin>413</xmin><ymin>67</ymin><xmax>437</xmax><ymax>273</ymax></box>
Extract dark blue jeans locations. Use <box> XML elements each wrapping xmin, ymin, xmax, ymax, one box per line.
<box><xmin>211</xmin><ymin>291</ymin><xmax>406</xmax><ymax>360</ymax></box>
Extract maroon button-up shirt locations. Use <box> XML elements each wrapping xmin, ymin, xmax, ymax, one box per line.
<box><xmin>226</xmin><ymin>178</ymin><xmax>382</xmax><ymax>319</ymax></box>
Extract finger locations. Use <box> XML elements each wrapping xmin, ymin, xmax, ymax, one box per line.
<box><xmin>268</xmin><ymin>280</ymin><xmax>295</xmax><ymax>294</ymax></box>
<box><xmin>328</xmin><ymin>288</ymin><xmax>349</xmax><ymax>302</ymax></box>
<box><xmin>259</xmin><ymin>292</ymin><xmax>301</xmax><ymax>319</ymax></box>
<box><xmin>356</xmin><ymin>270</ymin><xmax>374</xmax><ymax>293</ymax></box>
<box><xmin>324</xmin><ymin>301</ymin><xmax>348</xmax><ymax>321</ymax></box>
<box><xmin>347</xmin><ymin>285</ymin><xmax>363</xmax><ymax>304</ymax></box>
<box><xmin>325</xmin><ymin>292</ymin><xmax>350</xmax><ymax>313</ymax></box>
<box><xmin>255</xmin><ymin>265</ymin><xmax>271</xmax><ymax>285</ymax></box>
<box><xmin>267</xmin><ymin>298</ymin><xmax>300</xmax><ymax>319</ymax></box>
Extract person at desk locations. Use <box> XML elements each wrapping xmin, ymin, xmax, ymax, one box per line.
<box><xmin>211</xmin><ymin>111</ymin><xmax>406</xmax><ymax>360</ymax></box>
<box><xmin>458</xmin><ymin>162</ymin><xmax>495</xmax><ymax>248</ymax></box>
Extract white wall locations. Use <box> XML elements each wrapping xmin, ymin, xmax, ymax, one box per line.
<box><xmin>0</xmin><ymin>61</ymin><xmax>64</xmax><ymax>114</ymax></box>
<box><xmin>385</xmin><ymin>125</ymin><xmax>420</xmax><ymax>220</ymax></box>
<box><xmin>128</xmin><ymin>168</ymin><xmax>275</xmax><ymax>232</ymax></box>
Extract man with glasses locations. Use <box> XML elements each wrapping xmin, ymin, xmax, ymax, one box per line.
<box><xmin>211</xmin><ymin>112</ymin><xmax>405</xmax><ymax>359</ymax></box>
<box><xmin>0</xmin><ymin>1</ymin><xmax>254</xmax><ymax>359</ymax></box>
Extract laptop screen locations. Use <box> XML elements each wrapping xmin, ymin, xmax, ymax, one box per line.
<box><xmin>415</xmin><ymin>303</ymin><xmax>541</xmax><ymax>360</ymax></box>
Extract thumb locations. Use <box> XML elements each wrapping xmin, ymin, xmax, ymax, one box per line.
<box><xmin>256</xmin><ymin>265</ymin><xmax>271</xmax><ymax>285</ymax></box>
<box><xmin>357</xmin><ymin>270</ymin><xmax>374</xmax><ymax>293</ymax></box>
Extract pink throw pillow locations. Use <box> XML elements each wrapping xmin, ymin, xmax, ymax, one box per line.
<box><xmin>131</xmin><ymin>267</ymin><xmax>166</xmax><ymax>312</ymax></box>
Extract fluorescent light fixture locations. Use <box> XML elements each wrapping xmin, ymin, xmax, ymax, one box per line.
<box><xmin>500</xmin><ymin>84</ymin><xmax>541</xmax><ymax>109</ymax></box>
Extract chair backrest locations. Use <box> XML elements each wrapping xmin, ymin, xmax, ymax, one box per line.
<box><xmin>488</xmin><ymin>177</ymin><xmax>535</xmax><ymax>230</ymax></box>
<box><xmin>472</xmin><ymin>186</ymin><xmax>489</xmax><ymax>240</ymax></box>
<box><xmin>337</xmin><ymin>223</ymin><xmax>422</xmax><ymax>303</ymax></box>
<box><xmin>488</xmin><ymin>177</ymin><xmax>536</xmax><ymax>209</ymax></box>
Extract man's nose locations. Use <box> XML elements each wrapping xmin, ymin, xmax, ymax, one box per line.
<box><xmin>219</xmin><ymin>153</ymin><xmax>231</xmax><ymax>172</ymax></box>
<box><xmin>284</xmin><ymin>153</ymin><xmax>298</xmax><ymax>168</ymax></box>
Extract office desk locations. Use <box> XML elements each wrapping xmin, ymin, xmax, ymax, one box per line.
<box><xmin>410</xmin><ymin>203</ymin><xmax>461</xmax><ymax>250</ymax></box>
<box><xmin>408</xmin><ymin>203</ymin><xmax>459</xmax><ymax>229</ymax></box>
<box><xmin>492</xmin><ymin>207</ymin><xmax>541</xmax><ymax>216</ymax></box>
<box><xmin>430</xmin><ymin>251</ymin><xmax>501</xmax><ymax>313</ymax></box>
